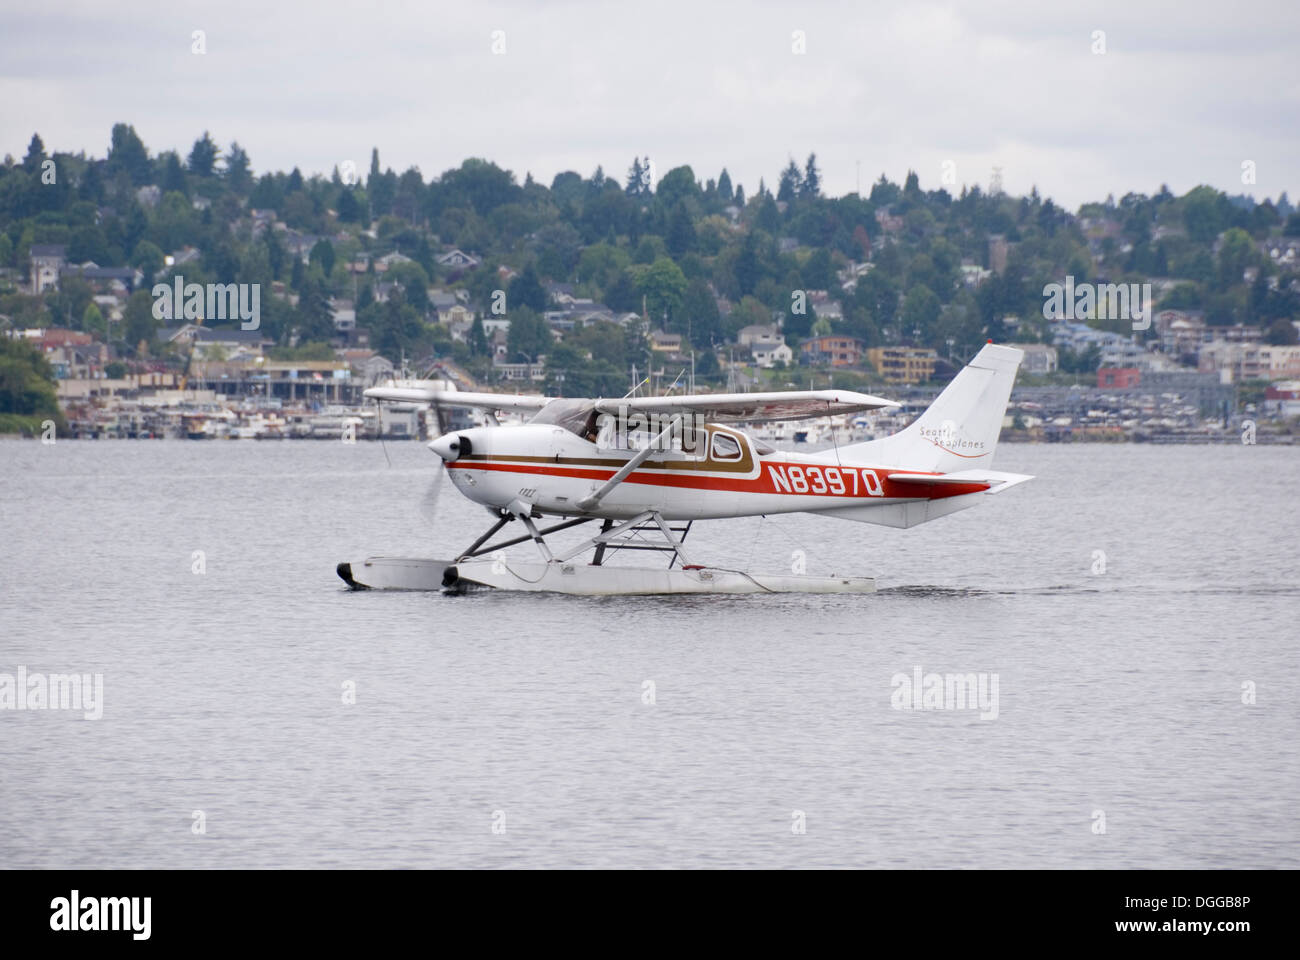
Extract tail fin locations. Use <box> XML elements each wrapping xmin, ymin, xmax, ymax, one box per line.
<box><xmin>833</xmin><ymin>343</ymin><xmax>1023</xmax><ymax>472</ymax></box>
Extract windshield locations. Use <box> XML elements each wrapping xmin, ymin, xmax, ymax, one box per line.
<box><xmin>528</xmin><ymin>398</ymin><xmax>598</xmax><ymax>437</ymax></box>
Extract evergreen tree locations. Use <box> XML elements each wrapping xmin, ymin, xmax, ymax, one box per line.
<box><xmin>626</xmin><ymin>157</ymin><xmax>645</xmax><ymax>196</ymax></box>
<box><xmin>309</xmin><ymin>239</ymin><xmax>336</xmax><ymax>277</ymax></box>
<box><xmin>265</xmin><ymin>229</ymin><xmax>284</xmax><ymax>280</ymax></box>
<box><xmin>717</xmin><ymin>168</ymin><xmax>733</xmax><ymax>202</ymax></box>
<box><xmin>187</xmin><ymin>132</ymin><xmax>219</xmax><ymax>177</ymax></box>
<box><xmin>801</xmin><ymin>153</ymin><xmax>821</xmax><ymax>198</ymax></box>
<box><xmin>667</xmin><ymin>201</ymin><xmax>696</xmax><ymax>256</ymax></box>
<box><xmin>507</xmin><ymin>262</ymin><xmax>548</xmax><ymax>312</ymax></box>
<box><xmin>755</xmin><ymin>193</ymin><xmax>780</xmax><ymax>233</ymax></box>
<box><xmin>777</xmin><ymin>158</ymin><xmax>802</xmax><ymax>202</ymax></box>
<box><xmin>107</xmin><ymin>123</ymin><xmax>150</xmax><ymax>185</ymax></box>
<box><xmin>22</xmin><ymin>133</ymin><xmax>46</xmax><ymax>174</ymax></box>
<box><xmin>162</xmin><ymin>153</ymin><xmax>188</xmax><ymax>195</ymax></box>
<box><xmin>224</xmin><ymin>142</ymin><xmax>252</xmax><ymax>193</ymax></box>
<box><xmin>469</xmin><ymin>314</ymin><xmax>488</xmax><ymax>356</ymax></box>
<box><xmin>681</xmin><ymin>277</ymin><xmax>722</xmax><ymax>348</ymax></box>
<box><xmin>294</xmin><ymin>275</ymin><xmax>334</xmax><ymax>342</ymax></box>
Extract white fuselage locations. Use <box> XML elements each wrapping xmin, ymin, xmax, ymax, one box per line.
<box><xmin>439</xmin><ymin>423</ymin><xmax>988</xmax><ymax>521</ymax></box>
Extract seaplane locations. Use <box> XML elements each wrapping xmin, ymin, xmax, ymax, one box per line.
<box><xmin>337</xmin><ymin>343</ymin><xmax>1032</xmax><ymax>595</ymax></box>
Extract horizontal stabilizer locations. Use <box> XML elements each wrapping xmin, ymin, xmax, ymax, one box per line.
<box><xmin>812</xmin><ymin>470</ymin><xmax>1033</xmax><ymax>527</ymax></box>
<box><xmin>885</xmin><ymin>469</ymin><xmax>1034</xmax><ymax>493</ymax></box>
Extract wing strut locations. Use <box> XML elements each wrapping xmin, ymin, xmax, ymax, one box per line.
<box><xmin>575</xmin><ymin>420</ymin><xmax>678</xmax><ymax>512</ymax></box>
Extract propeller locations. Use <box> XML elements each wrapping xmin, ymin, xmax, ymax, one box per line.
<box><xmin>418</xmin><ymin>389</ymin><xmax>453</xmax><ymax>527</ymax></box>
<box><xmin>419</xmin><ymin>457</ymin><xmax>446</xmax><ymax>526</ymax></box>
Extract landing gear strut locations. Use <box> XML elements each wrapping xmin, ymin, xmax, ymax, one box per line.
<box><xmin>453</xmin><ymin>510</ymin><xmax>695</xmax><ymax>569</ymax></box>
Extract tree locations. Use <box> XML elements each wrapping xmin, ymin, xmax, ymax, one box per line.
<box><xmin>535</xmin><ymin>222</ymin><xmax>582</xmax><ymax>279</ymax></box>
<box><xmin>778</xmin><ymin>158</ymin><xmax>802</xmax><ymax>202</ymax></box>
<box><xmin>82</xmin><ymin>302</ymin><xmax>106</xmax><ymax>338</ymax></box>
<box><xmin>294</xmin><ymin>275</ymin><xmax>334</xmax><ymax>343</ymax></box>
<box><xmin>626</xmin><ymin>156</ymin><xmax>650</xmax><ymax>196</ymax></box>
<box><xmin>224</xmin><ymin>142</ymin><xmax>252</xmax><ymax>193</ymax></box>
<box><xmin>1265</xmin><ymin>317</ymin><xmax>1298</xmax><ymax>345</ymax></box>
<box><xmin>122</xmin><ymin>289</ymin><xmax>159</xmax><ymax>350</ymax></box>
<box><xmin>187</xmin><ymin>132</ymin><xmax>220</xmax><ymax>177</ymax></box>
<box><xmin>387</xmin><ymin>262</ymin><xmax>430</xmax><ymax>312</ymax></box>
<box><xmin>667</xmin><ymin>201</ymin><xmax>696</xmax><ymax>256</ymax></box>
<box><xmin>577</xmin><ymin>242</ymin><xmax>629</xmax><ymax>289</ymax></box>
<box><xmin>604</xmin><ymin>269</ymin><xmax>640</xmax><ymax>313</ymax></box>
<box><xmin>161</xmin><ymin>152</ymin><xmax>188</xmax><ymax>195</ymax></box>
<box><xmin>337</xmin><ymin>187</ymin><xmax>364</xmax><ymax>224</ymax></box>
<box><xmin>1182</xmin><ymin>186</ymin><xmax>1228</xmax><ymax>243</ymax></box>
<box><xmin>717</xmin><ymin>168</ymin><xmax>733</xmax><ymax>203</ymax></box>
<box><xmin>801</xmin><ymin>153</ymin><xmax>821</xmax><ymax>199</ymax></box>
<box><xmin>309</xmin><ymin>239</ymin><xmax>336</xmax><ymax>278</ymax></box>
<box><xmin>507</xmin><ymin>262</ymin><xmax>548</xmax><ymax>313</ymax></box>
<box><xmin>107</xmin><ymin>123</ymin><xmax>150</xmax><ymax>185</ymax></box>
<box><xmin>902</xmin><ymin>285</ymin><xmax>941</xmax><ymax>341</ymax></box>
<box><xmin>655</xmin><ymin>165</ymin><xmax>700</xmax><ymax>209</ymax></box>
<box><xmin>363</xmin><ymin>298</ymin><xmax>423</xmax><ymax>359</ymax></box>
<box><xmin>639</xmin><ymin>256</ymin><xmax>688</xmax><ymax>327</ymax></box>
<box><xmin>801</xmin><ymin>247</ymin><xmax>835</xmax><ymax>291</ymax></box>
<box><xmin>22</xmin><ymin>133</ymin><xmax>46</xmax><ymax>174</ymax></box>
<box><xmin>264</xmin><ymin>229</ymin><xmax>285</xmax><ymax>280</ymax></box>
<box><xmin>755</xmin><ymin>193</ymin><xmax>780</xmax><ymax>233</ymax></box>
<box><xmin>433</xmin><ymin>158</ymin><xmax>520</xmax><ymax>217</ymax></box>
<box><xmin>506</xmin><ymin>306</ymin><xmax>550</xmax><ymax>361</ymax></box>
<box><xmin>1216</xmin><ymin>227</ymin><xmax>1255</xmax><ymax>290</ymax></box>
<box><xmin>0</xmin><ymin>337</ymin><xmax>64</xmax><ymax>428</ymax></box>
<box><xmin>469</xmin><ymin>314</ymin><xmax>488</xmax><ymax>356</ymax></box>
<box><xmin>735</xmin><ymin>231</ymin><xmax>763</xmax><ymax>295</ymax></box>
<box><xmin>680</xmin><ymin>277</ymin><xmax>721</xmax><ymax>348</ymax></box>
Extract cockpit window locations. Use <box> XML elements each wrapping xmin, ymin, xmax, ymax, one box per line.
<box><xmin>528</xmin><ymin>399</ymin><xmax>598</xmax><ymax>438</ymax></box>
<box><xmin>711</xmin><ymin>432</ymin><xmax>743</xmax><ymax>460</ymax></box>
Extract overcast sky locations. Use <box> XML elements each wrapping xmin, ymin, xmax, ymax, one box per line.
<box><xmin>2</xmin><ymin>0</ymin><xmax>1297</xmax><ymax>210</ymax></box>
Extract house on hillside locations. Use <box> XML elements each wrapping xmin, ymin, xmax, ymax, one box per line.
<box><xmin>29</xmin><ymin>244</ymin><xmax>66</xmax><ymax>294</ymax></box>
<box><xmin>866</xmin><ymin>345</ymin><xmax>937</xmax><ymax>383</ymax></box>
<box><xmin>801</xmin><ymin>335</ymin><xmax>865</xmax><ymax>368</ymax></box>
<box><xmin>436</xmin><ymin>249</ymin><xmax>479</xmax><ymax>269</ymax></box>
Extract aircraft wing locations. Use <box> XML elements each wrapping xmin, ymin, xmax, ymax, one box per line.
<box><xmin>595</xmin><ymin>390</ymin><xmax>898</xmax><ymax>423</ymax></box>
<box><xmin>364</xmin><ymin>385</ymin><xmax>550</xmax><ymax>415</ymax></box>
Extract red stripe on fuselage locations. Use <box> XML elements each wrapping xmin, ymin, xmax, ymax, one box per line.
<box><xmin>448</xmin><ymin>459</ymin><xmax>989</xmax><ymax>500</ymax></box>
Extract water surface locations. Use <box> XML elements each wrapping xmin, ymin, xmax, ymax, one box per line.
<box><xmin>1</xmin><ymin>439</ymin><xmax>1296</xmax><ymax>868</ymax></box>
